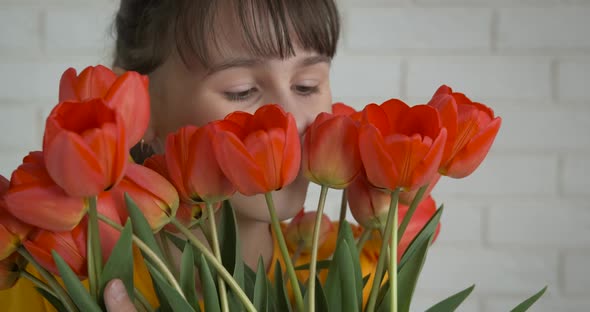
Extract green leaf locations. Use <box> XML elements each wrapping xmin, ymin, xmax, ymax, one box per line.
<box><xmin>398</xmin><ymin>232</ymin><xmax>433</xmax><ymax>312</ymax></box>
<box><xmin>166</xmin><ymin>232</ymin><xmax>203</xmax><ymax>262</ymax></box>
<box><xmin>34</xmin><ymin>287</ymin><xmax>67</xmax><ymax>312</ymax></box>
<box><xmin>510</xmin><ymin>286</ymin><xmax>547</xmax><ymax>312</ymax></box>
<box><xmin>146</xmin><ymin>262</ymin><xmax>195</xmax><ymax>312</ymax></box>
<box><xmin>273</xmin><ymin>261</ymin><xmax>292</xmax><ymax>312</ymax></box>
<box><xmin>336</xmin><ymin>240</ymin><xmax>359</xmax><ymax>312</ymax></box>
<box><xmin>425</xmin><ymin>285</ymin><xmax>475</xmax><ymax>312</ymax></box>
<box><xmin>180</xmin><ymin>241</ymin><xmax>201</xmax><ymax>312</ymax></box>
<box><xmin>217</xmin><ymin>200</ymin><xmax>244</xmax><ymax>288</ymax></box>
<box><xmin>125</xmin><ymin>193</ymin><xmax>172</xmax><ymax>311</ymax></box>
<box><xmin>399</xmin><ymin>206</ymin><xmax>443</xmax><ymax>270</ymax></box>
<box><xmin>198</xmin><ymin>255</ymin><xmax>221</xmax><ymax>312</ymax></box>
<box><xmin>51</xmin><ymin>251</ymin><xmax>102</xmax><ymax>312</ymax></box>
<box><xmin>375</xmin><ymin>281</ymin><xmax>391</xmax><ymax>312</ymax></box>
<box><xmin>338</xmin><ymin>221</ymin><xmax>364</xmax><ymax>310</ymax></box>
<box><xmin>99</xmin><ymin>219</ymin><xmax>134</xmax><ymax>303</ymax></box>
<box><xmin>323</xmin><ymin>244</ymin><xmax>342</xmax><ymax>312</ymax></box>
<box><xmin>302</xmin><ymin>275</ymin><xmax>329</xmax><ymax>312</ymax></box>
<box><xmin>253</xmin><ymin>257</ymin><xmax>268</xmax><ymax>311</ymax></box>
<box><xmin>294</xmin><ymin>260</ymin><xmax>331</xmax><ymax>271</ymax></box>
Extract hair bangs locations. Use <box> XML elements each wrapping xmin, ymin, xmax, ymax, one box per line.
<box><xmin>174</xmin><ymin>0</ymin><xmax>340</xmax><ymax>69</ymax></box>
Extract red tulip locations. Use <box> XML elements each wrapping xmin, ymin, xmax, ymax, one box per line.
<box><xmin>0</xmin><ymin>252</ymin><xmax>26</xmax><ymax>290</ymax></box>
<box><xmin>285</xmin><ymin>209</ymin><xmax>333</xmax><ymax>252</ymax></box>
<box><xmin>398</xmin><ymin>173</ymin><xmax>441</xmax><ymax>206</ymax></box>
<box><xmin>59</xmin><ymin>65</ymin><xmax>150</xmax><ymax>147</ymax></box>
<box><xmin>4</xmin><ymin>152</ymin><xmax>88</xmax><ymax>232</ymax></box>
<box><xmin>332</xmin><ymin>102</ymin><xmax>356</xmax><ymax>116</ymax></box>
<box><xmin>358</xmin><ymin>99</ymin><xmax>447</xmax><ymax>191</ymax></box>
<box><xmin>24</xmin><ymin>228</ymin><xmax>87</xmax><ymax>277</ymax></box>
<box><xmin>0</xmin><ymin>175</ymin><xmax>33</xmax><ymax>260</ymax></box>
<box><xmin>110</xmin><ymin>163</ymin><xmax>179</xmax><ymax>232</ymax></box>
<box><xmin>75</xmin><ymin>192</ymin><xmax>123</xmax><ymax>263</ymax></box>
<box><xmin>302</xmin><ymin>112</ymin><xmax>362</xmax><ymax>188</ymax></box>
<box><xmin>348</xmin><ymin>177</ymin><xmax>440</xmax><ymax>258</ymax></box>
<box><xmin>213</xmin><ymin>104</ymin><xmax>301</xmax><ymax>196</ymax></box>
<box><xmin>398</xmin><ymin>195</ymin><xmax>440</xmax><ymax>259</ymax></box>
<box><xmin>165</xmin><ymin>122</ymin><xmax>237</xmax><ymax>203</ymax></box>
<box><xmin>43</xmin><ymin>99</ymin><xmax>128</xmax><ymax>197</ymax></box>
<box><xmin>428</xmin><ymin>85</ymin><xmax>502</xmax><ymax>178</ymax></box>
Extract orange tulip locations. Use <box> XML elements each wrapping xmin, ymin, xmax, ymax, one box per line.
<box><xmin>59</xmin><ymin>65</ymin><xmax>150</xmax><ymax>147</ymax></box>
<box><xmin>428</xmin><ymin>85</ymin><xmax>502</xmax><ymax>178</ymax></box>
<box><xmin>332</xmin><ymin>102</ymin><xmax>356</xmax><ymax>116</ymax></box>
<box><xmin>285</xmin><ymin>209</ymin><xmax>333</xmax><ymax>253</ymax></box>
<box><xmin>4</xmin><ymin>152</ymin><xmax>88</xmax><ymax>232</ymax></box>
<box><xmin>0</xmin><ymin>252</ymin><xmax>26</xmax><ymax>290</ymax></box>
<box><xmin>165</xmin><ymin>122</ymin><xmax>237</xmax><ymax>203</ymax></box>
<box><xmin>75</xmin><ymin>192</ymin><xmax>123</xmax><ymax>263</ymax></box>
<box><xmin>0</xmin><ymin>175</ymin><xmax>33</xmax><ymax>260</ymax></box>
<box><xmin>24</xmin><ymin>228</ymin><xmax>87</xmax><ymax>277</ymax></box>
<box><xmin>110</xmin><ymin>163</ymin><xmax>179</xmax><ymax>232</ymax></box>
<box><xmin>302</xmin><ymin>113</ymin><xmax>362</xmax><ymax>188</ymax></box>
<box><xmin>398</xmin><ymin>173</ymin><xmax>441</xmax><ymax>206</ymax></box>
<box><xmin>350</xmin><ymin>184</ymin><xmax>440</xmax><ymax>260</ymax></box>
<box><xmin>358</xmin><ymin>99</ymin><xmax>447</xmax><ymax>191</ymax></box>
<box><xmin>213</xmin><ymin>104</ymin><xmax>301</xmax><ymax>196</ymax></box>
<box><xmin>43</xmin><ymin>99</ymin><xmax>128</xmax><ymax>197</ymax></box>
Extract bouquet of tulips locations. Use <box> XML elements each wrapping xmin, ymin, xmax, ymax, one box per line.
<box><xmin>0</xmin><ymin>65</ymin><xmax>545</xmax><ymax>312</ymax></box>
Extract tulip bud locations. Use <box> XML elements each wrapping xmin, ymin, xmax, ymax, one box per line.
<box><xmin>302</xmin><ymin>113</ymin><xmax>362</xmax><ymax>189</ymax></box>
<box><xmin>43</xmin><ymin>99</ymin><xmax>128</xmax><ymax>197</ymax></box>
<box><xmin>24</xmin><ymin>229</ymin><xmax>87</xmax><ymax>278</ymax></box>
<box><xmin>285</xmin><ymin>209</ymin><xmax>333</xmax><ymax>253</ymax></box>
<box><xmin>110</xmin><ymin>163</ymin><xmax>179</xmax><ymax>232</ymax></box>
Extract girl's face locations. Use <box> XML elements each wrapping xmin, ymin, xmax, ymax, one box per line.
<box><xmin>147</xmin><ymin>38</ymin><xmax>333</xmax><ymax>222</ymax></box>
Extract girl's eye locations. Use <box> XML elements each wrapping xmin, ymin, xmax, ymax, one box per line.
<box><xmin>294</xmin><ymin>85</ymin><xmax>319</xmax><ymax>96</ymax></box>
<box><xmin>224</xmin><ymin>88</ymin><xmax>257</xmax><ymax>102</ymax></box>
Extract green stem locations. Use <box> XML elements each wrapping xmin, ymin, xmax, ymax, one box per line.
<box><xmin>388</xmin><ymin>191</ymin><xmax>400</xmax><ymax>312</ymax></box>
<box><xmin>158</xmin><ymin>231</ymin><xmax>178</xmax><ymax>279</ymax></box>
<box><xmin>169</xmin><ymin>217</ymin><xmax>257</xmax><ymax>312</ymax></box>
<box><xmin>21</xmin><ymin>270</ymin><xmax>57</xmax><ymax>298</ymax></box>
<box><xmin>18</xmin><ymin>247</ymin><xmax>77</xmax><ymax>312</ymax></box>
<box><xmin>96</xmin><ymin>214</ymin><xmax>185</xmax><ymax>300</ymax></box>
<box><xmin>397</xmin><ymin>185</ymin><xmax>427</xmax><ymax>242</ymax></box>
<box><xmin>356</xmin><ymin>227</ymin><xmax>373</xmax><ymax>251</ymax></box>
<box><xmin>134</xmin><ymin>287</ymin><xmax>154</xmax><ymax>312</ymax></box>
<box><xmin>365</xmin><ymin>188</ymin><xmax>400</xmax><ymax>312</ymax></box>
<box><xmin>87</xmin><ymin>196</ymin><xmax>102</xmax><ymax>300</ymax></box>
<box><xmin>307</xmin><ymin>185</ymin><xmax>329</xmax><ymax>312</ymax></box>
<box><xmin>338</xmin><ymin>189</ymin><xmax>348</xmax><ymax>226</ymax></box>
<box><xmin>264</xmin><ymin>192</ymin><xmax>304</xmax><ymax>312</ymax></box>
<box><xmin>206</xmin><ymin>202</ymin><xmax>229</xmax><ymax>312</ymax></box>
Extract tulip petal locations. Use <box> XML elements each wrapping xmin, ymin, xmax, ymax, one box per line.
<box><xmin>105</xmin><ymin>71</ymin><xmax>150</xmax><ymax>146</ymax></box>
<box><xmin>214</xmin><ymin>130</ymin><xmax>267</xmax><ymax>196</ymax></box>
<box><xmin>0</xmin><ymin>225</ymin><xmax>19</xmax><ymax>260</ymax></box>
<box><xmin>244</xmin><ymin>129</ymin><xmax>284</xmax><ymax>191</ymax></box>
<box><xmin>187</xmin><ymin>126</ymin><xmax>235</xmax><ymax>202</ymax></box>
<box><xmin>74</xmin><ymin>65</ymin><xmax>118</xmax><ymax>101</ymax></box>
<box><xmin>332</xmin><ymin>103</ymin><xmax>356</xmax><ymax>116</ymax></box>
<box><xmin>24</xmin><ymin>231</ymin><xmax>86</xmax><ymax>277</ymax></box>
<box><xmin>165</xmin><ymin>126</ymin><xmax>198</xmax><ymax>201</ymax></box>
<box><xmin>4</xmin><ymin>183</ymin><xmax>88</xmax><ymax>232</ymax></box>
<box><xmin>280</xmin><ymin>113</ymin><xmax>301</xmax><ymax>188</ymax></box>
<box><xmin>445</xmin><ymin>117</ymin><xmax>501</xmax><ymax>178</ymax></box>
<box><xmin>410</xmin><ymin>128</ymin><xmax>447</xmax><ymax>190</ymax></box>
<box><xmin>58</xmin><ymin>68</ymin><xmax>79</xmax><ymax>102</ymax></box>
<box><xmin>45</xmin><ymin>130</ymin><xmax>106</xmax><ymax>196</ymax></box>
<box><xmin>359</xmin><ymin>124</ymin><xmax>398</xmax><ymax>190</ymax></box>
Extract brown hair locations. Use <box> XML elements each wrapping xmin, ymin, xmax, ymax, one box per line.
<box><xmin>113</xmin><ymin>0</ymin><xmax>341</xmax><ymax>74</ymax></box>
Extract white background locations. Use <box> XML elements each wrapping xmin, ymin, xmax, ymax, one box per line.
<box><xmin>1</xmin><ymin>0</ymin><xmax>589</xmax><ymax>311</ymax></box>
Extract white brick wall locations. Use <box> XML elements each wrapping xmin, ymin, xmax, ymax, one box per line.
<box><xmin>1</xmin><ymin>1</ymin><xmax>589</xmax><ymax>311</ymax></box>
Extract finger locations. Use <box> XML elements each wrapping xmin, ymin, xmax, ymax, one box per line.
<box><xmin>104</xmin><ymin>279</ymin><xmax>136</xmax><ymax>312</ymax></box>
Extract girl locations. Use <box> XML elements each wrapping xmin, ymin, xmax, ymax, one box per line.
<box><xmin>2</xmin><ymin>0</ymin><xmax>344</xmax><ymax>310</ymax></box>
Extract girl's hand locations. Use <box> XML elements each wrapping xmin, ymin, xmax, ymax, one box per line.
<box><xmin>104</xmin><ymin>279</ymin><xmax>137</xmax><ymax>312</ymax></box>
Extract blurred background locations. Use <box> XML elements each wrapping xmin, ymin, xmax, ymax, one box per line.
<box><xmin>0</xmin><ymin>0</ymin><xmax>588</xmax><ymax>311</ymax></box>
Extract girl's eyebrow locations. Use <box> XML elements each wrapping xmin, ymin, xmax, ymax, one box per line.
<box><xmin>205</xmin><ymin>58</ymin><xmax>262</xmax><ymax>76</ymax></box>
<box><xmin>205</xmin><ymin>55</ymin><xmax>331</xmax><ymax>77</ymax></box>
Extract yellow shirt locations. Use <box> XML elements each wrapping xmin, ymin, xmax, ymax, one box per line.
<box><xmin>0</xmin><ymin>222</ymin><xmax>380</xmax><ymax>311</ymax></box>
